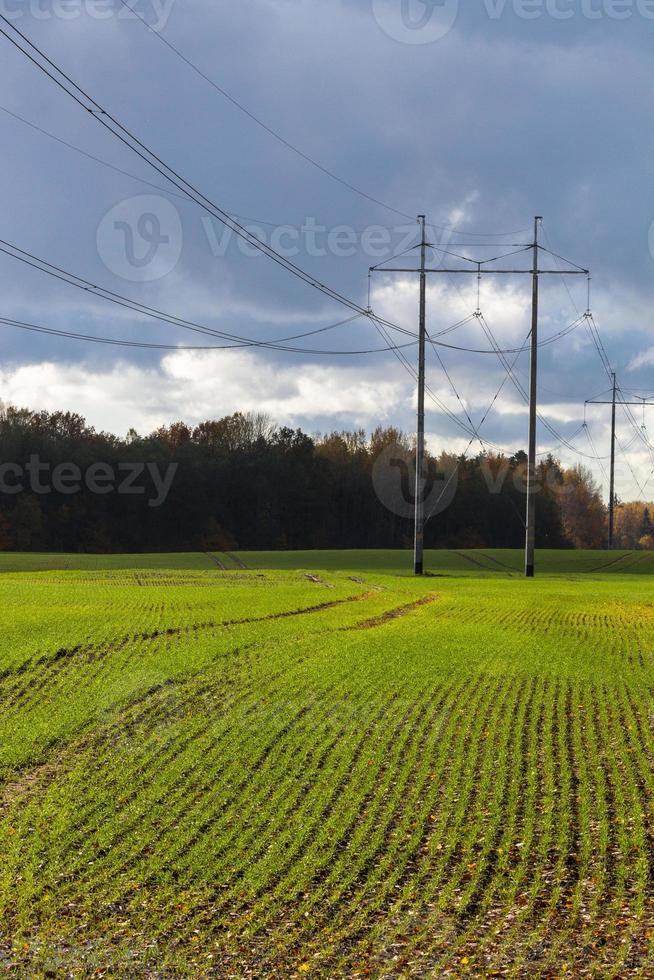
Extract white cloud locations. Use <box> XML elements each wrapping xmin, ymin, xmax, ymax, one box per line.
<box><xmin>0</xmin><ymin>350</ymin><xmax>409</xmax><ymax>436</ymax></box>
<box><xmin>629</xmin><ymin>349</ymin><xmax>654</xmax><ymax>371</ymax></box>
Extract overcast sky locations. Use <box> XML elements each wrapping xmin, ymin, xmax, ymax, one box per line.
<box><xmin>2</xmin><ymin>0</ymin><xmax>654</xmax><ymax>501</ymax></box>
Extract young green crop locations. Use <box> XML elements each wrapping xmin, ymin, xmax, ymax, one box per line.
<box><xmin>2</xmin><ymin>557</ymin><xmax>654</xmax><ymax>975</ymax></box>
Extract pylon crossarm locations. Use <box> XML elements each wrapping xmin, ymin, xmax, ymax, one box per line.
<box><xmin>368</xmin><ymin>216</ymin><xmax>589</xmax><ymax>578</ymax></box>
<box><xmin>377</xmin><ymin>268</ymin><xmax>588</xmax><ymax>275</ymax></box>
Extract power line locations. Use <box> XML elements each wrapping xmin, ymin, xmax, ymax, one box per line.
<box><xmin>3</xmin><ymin>227</ymin><xmax>587</xmax><ymax>361</ymax></box>
<box><xmin>0</xmin><ymin>17</ymin><xmax>400</xmax><ymax>329</ymax></box>
<box><xmin>0</xmin><ymin>25</ymin><xmax>591</xmax><ymax>366</ymax></box>
<box><xmin>615</xmin><ymin>430</ymin><xmax>646</xmax><ymax>497</ymax></box>
<box><xmin>0</xmin><ymin>102</ymin><xmax>367</xmax><ymax>232</ymax></box>
<box><xmin>371</xmin><ymin>249</ymin><xmax>588</xmax><ymax>353</ymax></box>
<box><xmin>367</xmin><ymin>313</ymin><xmax>480</xmax><ymax>440</ymax></box>
<box><xmin>112</xmin><ymin>0</ymin><xmax>528</xmax><ymax>239</ymax></box>
<box><xmin>424</xmin><ymin>329</ymin><xmax>534</xmax><ymax>524</ymax></box>
<box><xmin>616</xmin><ymin>384</ymin><xmax>654</xmax><ymax>462</ymax></box>
<box><xmin>0</xmin><ymin>312</ymin><xmax>410</xmax><ymax>354</ymax></box>
<box><xmin>0</xmin><ymin>239</ymin><xmax>419</xmax><ymax>355</ymax></box>
<box><xmin>536</xmin><ymin>422</ymin><xmax>586</xmax><ymax>459</ymax></box>
<box><xmin>116</xmin><ymin>0</ymin><xmax>415</xmax><ymax>222</ymax></box>
<box><xmin>425</xmin><ymin>329</ymin><xmax>487</xmax><ymax>452</ymax></box>
<box><xmin>1</xmin><ymin>102</ymin><xmax>452</xmax><ymax>235</ymax></box>
<box><xmin>585</xmin><ymin>313</ymin><xmax>613</xmax><ymax>382</ymax></box>
<box><xmin>476</xmin><ymin>312</ymin><xmax>608</xmax><ymax>462</ymax></box>
<box><xmin>542</xmin><ymin>226</ymin><xmax>654</xmax><ymax>500</ymax></box>
<box><xmin>539</xmin><ymin>223</ymin><xmax>615</xmax><ymax>386</ymax></box>
<box><xmin>2</xmin><ymin>16</ymin><xmax>630</xmax><ymax>496</ymax></box>
<box><xmin>372</xmin><ymin>216</ymin><xmax>591</xmax><ymax>579</ymax></box>
<box><xmin>583</xmin><ymin>421</ymin><xmax>608</xmax><ymax>482</ymax></box>
<box><xmin>423</xmin><ymin>238</ymin><xmax>603</xmax><ymax>447</ymax></box>
<box><xmin>538</xmin><ymin>224</ymin><xmax>654</xmax><ymax>502</ymax></box>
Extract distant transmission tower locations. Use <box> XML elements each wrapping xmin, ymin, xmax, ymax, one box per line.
<box><xmin>371</xmin><ymin>216</ymin><xmax>589</xmax><ymax>578</ymax></box>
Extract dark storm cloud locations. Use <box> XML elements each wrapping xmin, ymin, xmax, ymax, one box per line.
<box><xmin>1</xmin><ymin>0</ymin><xmax>653</xmax><ymax>498</ymax></box>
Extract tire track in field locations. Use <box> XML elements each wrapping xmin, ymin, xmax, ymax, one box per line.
<box><xmin>343</xmin><ymin>593</ymin><xmax>437</xmax><ymax>630</ymax></box>
<box><xmin>204</xmin><ymin>552</ymin><xmax>226</xmax><ymax>570</ymax></box>
<box><xmin>1</xmin><ymin>639</ymin><xmax>283</xmax><ymax>820</ymax></box>
<box><xmin>0</xmin><ymin>658</ymin><xmax>287</xmax><ymax>908</ymax></box>
<box><xmin>225</xmin><ymin>552</ymin><xmax>248</xmax><ymax>569</ymax></box>
<box><xmin>0</xmin><ymin>591</ymin><xmax>375</xmax><ymax>711</ymax></box>
<box><xmin>0</xmin><ymin>668</ymin><xmax>205</xmax><ymax>798</ymax></box>
<box><xmin>585</xmin><ymin>552</ymin><xmax>638</xmax><ymax>574</ymax></box>
<box><xmin>475</xmin><ymin>551</ymin><xmax>519</xmax><ymax>574</ymax></box>
<box><xmin>450</xmin><ymin>550</ymin><xmax>492</xmax><ymax>571</ymax></box>
<box><xmin>10</xmin><ymin>577</ymin><xmax>654</xmax><ymax>976</ymax></box>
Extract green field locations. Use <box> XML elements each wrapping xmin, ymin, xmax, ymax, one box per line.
<box><xmin>2</xmin><ymin>547</ymin><xmax>653</xmax><ymax>576</ymax></box>
<box><xmin>2</xmin><ymin>550</ymin><xmax>654</xmax><ymax>975</ymax></box>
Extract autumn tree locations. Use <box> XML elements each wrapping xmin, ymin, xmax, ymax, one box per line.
<box><xmin>558</xmin><ymin>465</ymin><xmax>606</xmax><ymax>549</ymax></box>
<box><xmin>614</xmin><ymin>502</ymin><xmax>654</xmax><ymax>549</ymax></box>
<box><xmin>0</xmin><ymin>401</ymin><xmax>627</xmax><ymax>555</ymax></box>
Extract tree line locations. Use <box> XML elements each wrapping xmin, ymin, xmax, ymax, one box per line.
<box><xmin>0</xmin><ymin>402</ymin><xmax>642</xmax><ymax>553</ymax></box>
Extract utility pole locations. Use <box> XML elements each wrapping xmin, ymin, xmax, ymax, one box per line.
<box><xmin>609</xmin><ymin>372</ymin><xmax>617</xmax><ymax>550</ymax></box>
<box><xmin>586</xmin><ymin>380</ymin><xmax>654</xmax><ymax>551</ymax></box>
<box><xmin>370</xmin><ymin>217</ymin><xmax>588</xmax><ymax>578</ymax></box>
<box><xmin>525</xmin><ymin>217</ymin><xmax>542</xmax><ymax>578</ymax></box>
<box><xmin>414</xmin><ymin>215</ymin><xmax>427</xmax><ymax>576</ymax></box>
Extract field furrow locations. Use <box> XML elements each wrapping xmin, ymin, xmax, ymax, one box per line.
<box><xmin>3</xmin><ymin>560</ymin><xmax>654</xmax><ymax>977</ymax></box>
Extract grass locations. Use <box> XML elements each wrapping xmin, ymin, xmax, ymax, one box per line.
<box><xmin>3</xmin><ymin>547</ymin><xmax>654</xmax><ymax>575</ymax></box>
<box><xmin>1</xmin><ymin>551</ymin><xmax>654</xmax><ymax>975</ymax></box>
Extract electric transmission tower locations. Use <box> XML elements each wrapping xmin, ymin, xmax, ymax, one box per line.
<box><xmin>371</xmin><ymin>216</ymin><xmax>589</xmax><ymax>578</ymax></box>
<box><xmin>586</xmin><ymin>378</ymin><xmax>654</xmax><ymax>549</ymax></box>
